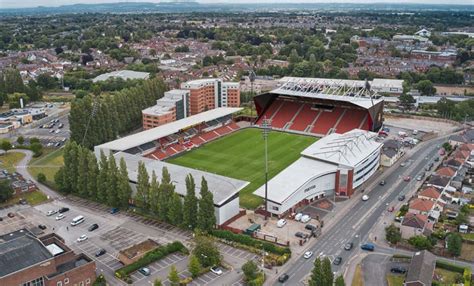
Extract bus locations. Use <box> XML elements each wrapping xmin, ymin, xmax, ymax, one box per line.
<box><xmin>71</xmin><ymin>215</ymin><xmax>85</xmax><ymax>226</ymax></box>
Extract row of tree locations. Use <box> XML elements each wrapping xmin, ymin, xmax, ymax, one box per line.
<box><xmin>69</xmin><ymin>78</ymin><xmax>166</xmax><ymax>149</ymax></box>
<box><xmin>56</xmin><ymin>141</ymin><xmax>216</xmax><ymax>232</ymax></box>
<box><xmin>134</xmin><ymin>160</ymin><xmax>216</xmax><ymax>233</ymax></box>
<box><xmin>309</xmin><ymin>257</ymin><xmax>344</xmax><ymax>286</ymax></box>
<box><xmin>0</xmin><ymin>68</ymin><xmax>43</xmax><ymax>107</ymax></box>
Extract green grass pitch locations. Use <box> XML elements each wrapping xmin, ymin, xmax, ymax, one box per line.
<box><xmin>167</xmin><ymin>128</ymin><xmax>317</xmax><ymax>209</ymax></box>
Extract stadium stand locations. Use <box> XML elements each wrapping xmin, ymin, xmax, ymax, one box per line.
<box><xmin>288</xmin><ymin>104</ymin><xmax>320</xmax><ymax>132</ymax></box>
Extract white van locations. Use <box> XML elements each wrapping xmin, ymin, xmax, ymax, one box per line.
<box><xmin>71</xmin><ymin>215</ymin><xmax>85</xmax><ymax>226</ymax></box>
<box><xmin>277</xmin><ymin>219</ymin><xmax>287</xmax><ymax>228</ymax></box>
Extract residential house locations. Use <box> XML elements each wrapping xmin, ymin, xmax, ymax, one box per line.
<box><xmin>404</xmin><ymin>250</ymin><xmax>436</xmax><ymax>286</ymax></box>
<box><xmin>417</xmin><ymin>187</ymin><xmax>441</xmax><ymax>202</ymax></box>
<box><xmin>436</xmin><ymin>166</ymin><xmax>456</xmax><ymax>178</ymax></box>
<box><xmin>427</xmin><ymin>175</ymin><xmax>450</xmax><ymax>189</ymax></box>
<box><xmin>449</xmin><ymin>129</ymin><xmax>474</xmax><ymax>146</ymax></box>
<box><xmin>445</xmin><ymin>158</ymin><xmax>464</xmax><ymax>169</ymax></box>
<box><xmin>409</xmin><ymin>198</ymin><xmax>435</xmax><ymax>215</ymax></box>
<box><xmin>400</xmin><ymin>212</ymin><xmax>430</xmax><ymax>239</ymax></box>
<box><xmin>381</xmin><ymin>139</ymin><xmax>404</xmax><ymax>167</ymax></box>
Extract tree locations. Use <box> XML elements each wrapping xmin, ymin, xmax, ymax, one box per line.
<box><xmin>446</xmin><ymin>233</ymin><xmax>462</xmax><ymax>257</ymax></box>
<box><xmin>309</xmin><ymin>257</ymin><xmax>323</xmax><ymax>286</ymax></box>
<box><xmin>0</xmin><ymin>179</ymin><xmax>13</xmax><ymax>203</ymax></box>
<box><xmin>167</xmin><ymin>191</ymin><xmax>183</xmax><ymax>225</ymax></box>
<box><xmin>168</xmin><ymin>265</ymin><xmax>180</xmax><ymax>286</ymax></box>
<box><xmin>87</xmin><ymin>152</ymin><xmax>99</xmax><ymax>200</ymax></box>
<box><xmin>148</xmin><ymin>171</ymin><xmax>160</xmax><ymax>214</ymax></box>
<box><xmin>37</xmin><ymin>173</ymin><xmax>46</xmax><ymax>183</ymax></box>
<box><xmin>193</xmin><ymin>236</ymin><xmax>221</xmax><ymax>267</ymax></box>
<box><xmin>117</xmin><ymin>157</ymin><xmax>132</xmax><ymax>208</ymax></box>
<box><xmin>183</xmin><ymin>174</ymin><xmax>198</xmax><ymax>229</ymax></box>
<box><xmin>106</xmin><ymin>154</ymin><xmax>120</xmax><ymax>207</ymax></box>
<box><xmin>197</xmin><ymin>177</ymin><xmax>216</xmax><ymax>233</ymax></box>
<box><xmin>37</xmin><ymin>73</ymin><xmax>58</xmax><ymax>90</ymax></box>
<box><xmin>242</xmin><ymin>260</ymin><xmax>259</xmax><ymax>281</ymax></box>
<box><xmin>30</xmin><ymin>142</ymin><xmax>43</xmax><ymax>157</ymax></box>
<box><xmin>158</xmin><ymin>167</ymin><xmax>173</xmax><ymax>221</ymax></box>
<box><xmin>385</xmin><ymin>224</ymin><xmax>402</xmax><ymax>245</ymax></box>
<box><xmin>97</xmin><ymin>151</ymin><xmax>109</xmax><ymax>202</ymax></box>
<box><xmin>1</xmin><ymin>140</ymin><xmax>12</xmax><ymax>151</ymax></box>
<box><xmin>416</xmin><ymin>80</ymin><xmax>436</xmax><ymax>96</ymax></box>
<box><xmin>322</xmin><ymin>257</ymin><xmax>334</xmax><ymax>286</ymax></box>
<box><xmin>399</xmin><ymin>93</ymin><xmax>416</xmax><ymax>111</ymax></box>
<box><xmin>335</xmin><ymin>275</ymin><xmax>345</xmax><ymax>286</ymax></box>
<box><xmin>188</xmin><ymin>255</ymin><xmax>202</xmax><ymax>278</ymax></box>
<box><xmin>408</xmin><ymin>235</ymin><xmax>433</xmax><ymax>250</ymax></box>
<box><xmin>135</xmin><ymin>161</ymin><xmax>150</xmax><ymax>210</ymax></box>
<box><xmin>153</xmin><ymin>279</ymin><xmax>162</xmax><ymax>286</ymax></box>
<box><xmin>17</xmin><ymin>136</ymin><xmax>24</xmax><ymax>145</ymax></box>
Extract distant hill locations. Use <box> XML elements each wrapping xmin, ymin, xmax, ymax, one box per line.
<box><xmin>1</xmin><ymin>1</ymin><xmax>473</xmax><ymax>15</ymax></box>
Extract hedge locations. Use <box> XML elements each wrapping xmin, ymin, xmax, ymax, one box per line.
<box><xmin>115</xmin><ymin>241</ymin><xmax>188</xmax><ymax>280</ymax></box>
<box><xmin>435</xmin><ymin>260</ymin><xmax>465</xmax><ymax>274</ymax></box>
<box><xmin>464</xmin><ymin>268</ymin><xmax>472</xmax><ymax>286</ymax></box>
<box><xmin>392</xmin><ymin>254</ymin><xmax>411</xmax><ymax>259</ymax></box>
<box><xmin>211</xmin><ymin>230</ymin><xmax>290</xmax><ymax>256</ymax></box>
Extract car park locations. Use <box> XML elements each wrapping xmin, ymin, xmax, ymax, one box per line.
<box><xmin>210</xmin><ymin>266</ymin><xmax>223</xmax><ymax>275</ymax></box>
<box><xmin>390</xmin><ymin>267</ymin><xmax>407</xmax><ymax>274</ymax></box>
<box><xmin>88</xmin><ymin>223</ymin><xmax>99</xmax><ymax>231</ymax></box>
<box><xmin>295</xmin><ymin>232</ymin><xmax>308</xmax><ymax>239</ymax></box>
<box><xmin>294</xmin><ymin>213</ymin><xmax>303</xmax><ymax>221</ymax></box>
<box><xmin>47</xmin><ymin>210</ymin><xmax>57</xmax><ymax>216</ymax></box>
<box><xmin>300</xmin><ymin>214</ymin><xmax>311</xmax><ymax>223</ymax></box>
<box><xmin>55</xmin><ymin>214</ymin><xmax>65</xmax><ymax>220</ymax></box>
<box><xmin>277</xmin><ymin>219</ymin><xmax>287</xmax><ymax>228</ymax></box>
<box><xmin>278</xmin><ymin>273</ymin><xmax>289</xmax><ymax>283</ymax></box>
<box><xmin>333</xmin><ymin>257</ymin><xmax>342</xmax><ymax>265</ymax></box>
<box><xmin>95</xmin><ymin>249</ymin><xmax>106</xmax><ymax>257</ymax></box>
<box><xmin>344</xmin><ymin>242</ymin><xmax>353</xmax><ymax>250</ymax></box>
<box><xmin>77</xmin><ymin>235</ymin><xmax>88</xmax><ymax>242</ymax></box>
<box><xmin>303</xmin><ymin>251</ymin><xmax>313</xmax><ymax>259</ymax></box>
<box><xmin>58</xmin><ymin>207</ymin><xmax>70</xmax><ymax>213</ymax></box>
<box><xmin>138</xmin><ymin>267</ymin><xmax>151</xmax><ymax>276</ymax></box>
<box><xmin>362</xmin><ymin>195</ymin><xmax>369</xmax><ymax>201</ymax></box>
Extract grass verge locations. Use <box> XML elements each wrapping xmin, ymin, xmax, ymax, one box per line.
<box><xmin>28</xmin><ymin>148</ymin><xmax>64</xmax><ymax>189</ymax></box>
<box><xmin>0</xmin><ymin>152</ymin><xmax>26</xmax><ymax>173</ymax></box>
<box><xmin>352</xmin><ymin>264</ymin><xmax>364</xmax><ymax>286</ymax></box>
<box><xmin>386</xmin><ymin>274</ymin><xmax>405</xmax><ymax>286</ymax></box>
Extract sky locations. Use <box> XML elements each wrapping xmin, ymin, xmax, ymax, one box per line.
<box><xmin>1</xmin><ymin>0</ymin><xmax>473</xmax><ymax>9</ymax></box>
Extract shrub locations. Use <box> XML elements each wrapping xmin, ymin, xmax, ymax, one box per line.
<box><xmin>37</xmin><ymin>173</ymin><xmax>47</xmax><ymax>183</ymax></box>
<box><xmin>211</xmin><ymin>230</ymin><xmax>290</xmax><ymax>256</ymax></box>
<box><xmin>435</xmin><ymin>260</ymin><xmax>465</xmax><ymax>273</ymax></box>
<box><xmin>464</xmin><ymin>268</ymin><xmax>472</xmax><ymax>286</ymax></box>
<box><xmin>179</xmin><ymin>277</ymin><xmax>193</xmax><ymax>285</ymax></box>
<box><xmin>115</xmin><ymin>241</ymin><xmax>188</xmax><ymax>280</ymax></box>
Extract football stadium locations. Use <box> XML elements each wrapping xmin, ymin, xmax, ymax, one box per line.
<box><xmin>95</xmin><ymin>76</ymin><xmax>394</xmax><ymax>223</ymax></box>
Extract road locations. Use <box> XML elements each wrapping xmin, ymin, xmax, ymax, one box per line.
<box><xmin>280</xmin><ymin>136</ymin><xmax>446</xmax><ymax>285</ymax></box>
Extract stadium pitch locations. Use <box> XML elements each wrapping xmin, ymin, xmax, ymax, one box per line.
<box><xmin>167</xmin><ymin>128</ymin><xmax>317</xmax><ymax>209</ymax></box>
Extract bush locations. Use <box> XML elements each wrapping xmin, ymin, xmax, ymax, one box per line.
<box><xmin>408</xmin><ymin>235</ymin><xmax>433</xmax><ymax>250</ymax></box>
<box><xmin>93</xmin><ymin>274</ymin><xmax>106</xmax><ymax>286</ymax></box>
<box><xmin>211</xmin><ymin>230</ymin><xmax>291</xmax><ymax>256</ymax></box>
<box><xmin>435</xmin><ymin>260</ymin><xmax>465</xmax><ymax>273</ymax></box>
<box><xmin>179</xmin><ymin>277</ymin><xmax>193</xmax><ymax>285</ymax></box>
<box><xmin>115</xmin><ymin>241</ymin><xmax>188</xmax><ymax>280</ymax></box>
<box><xmin>37</xmin><ymin>173</ymin><xmax>47</xmax><ymax>183</ymax></box>
<box><xmin>464</xmin><ymin>268</ymin><xmax>472</xmax><ymax>286</ymax></box>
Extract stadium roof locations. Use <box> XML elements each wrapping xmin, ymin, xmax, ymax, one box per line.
<box><xmin>115</xmin><ymin>152</ymin><xmax>249</xmax><ymax>206</ymax></box>
<box><xmin>96</xmin><ymin>107</ymin><xmax>242</xmax><ymax>152</ymax></box>
<box><xmin>273</xmin><ymin>77</ymin><xmax>386</xmax><ymax>109</ymax></box>
<box><xmin>301</xmin><ymin>129</ymin><xmax>383</xmax><ymax>168</ymax></box>
<box><xmin>92</xmin><ymin>70</ymin><xmax>150</xmax><ymax>83</ymax></box>
<box><xmin>254</xmin><ymin>157</ymin><xmax>337</xmax><ymax>204</ymax></box>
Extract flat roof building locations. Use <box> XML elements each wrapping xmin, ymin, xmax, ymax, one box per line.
<box><xmin>92</xmin><ymin>70</ymin><xmax>150</xmax><ymax>83</ymax></box>
<box><xmin>142</xmin><ymin>89</ymin><xmax>190</xmax><ymax>130</ymax></box>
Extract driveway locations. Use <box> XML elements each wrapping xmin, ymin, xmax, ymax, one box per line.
<box><xmin>361</xmin><ymin>254</ymin><xmax>391</xmax><ymax>286</ymax></box>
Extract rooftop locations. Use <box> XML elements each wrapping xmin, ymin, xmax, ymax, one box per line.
<box><xmin>142</xmin><ymin>89</ymin><xmax>189</xmax><ymax>116</ymax></box>
<box><xmin>92</xmin><ymin>70</ymin><xmax>150</xmax><ymax>83</ymax></box>
<box><xmin>405</xmin><ymin>251</ymin><xmax>435</xmax><ymax>286</ymax></box>
<box><xmin>96</xmin><ymin>107</ymin><xmax>242</xmax><ymax>152</ymax></box>
<box><xmin>418</xmin><ymin>187</ymin><xmax>441</xmax><ymax>200</ymax></box>
<box><xmin>402</xmin><ymin>212</ymin><xmax>428</xmax><ymax>229</ymax></box>
<box><xmin>436</xmin><ymin>166</ymin><xmax>456</xmax><ymax>177</ymax></box>
<box><xmin>114</xmin><ymin>152</ymin><xmax>249</xmax><ymax>206</ymax></box>
<box><xmin>301</xmin><ymin>129</ymin><xmax>383</xmax><ymax>168</ymax></box>
<box><xmin>409</xmin><ymin>198</ymin><xmax>435</xmax><ymax>212</ymax></box>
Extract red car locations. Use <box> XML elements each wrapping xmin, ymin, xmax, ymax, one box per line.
<box><xmin>388</xmin><ymin>206</ymin><xmax>395</xmax><ymax>212</ymax></box>
<box><xmin>403</xmin><ymin>176</ymin><xmax>411</xmax><ymax>182</ymax></box>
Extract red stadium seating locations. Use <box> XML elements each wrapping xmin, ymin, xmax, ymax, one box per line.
<box><xmin>201</xmin><ymin>130</ymin><xmax>219</xmax><ymax>141</ymax></box>
<box><xmin>256</xmin><ymin>99</ymin><xmax>284</xmax><ymax>124</ymax></box>
<box><xmin>271</xmin><ymin>101</ymin><xmax>302</xmax><ymax>129</ymax></box>
<box><xmin>335</xmin><ymin>109</ymin><xmax>369</xmax><ymax>133</ymax></box>
<box><xmin>290</xmin><ymin>104</ymin><xmax>320</xmax><ymax>132</ymax></box>
<box><xmin>311</xmin><ymin>108</ymin><xmax>344</xmax><ymax>135</ymax></box>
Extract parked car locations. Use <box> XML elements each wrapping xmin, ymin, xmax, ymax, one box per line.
<box><xmin>400</xmin><ymin>162</ymin><xmax>406</xmax><ymax>167</ymax></box>
<box><xmin>58</xmin><ymin>207</ymin><xmax>70</xmax><ymax>213</ymax></box>
<box><xmin>88</xmin><ymin>223</ymin><xmax>99</xmax><ymax>231</ymax></box>
<box><xmin>95</xmin><ymin>249</ymin><xmax>106</xmax><ymax>257</ymax></box>
<box><xmin>333</xmin><ymin>257</ymin><xmax>342</xmax><ymax>265</ymax></box>
<box><xmin>55</xmin><ymin>214</ymin><xmax>65</xmax><ymax>220</ymax></box>
<box><xmin>278</xmin><ymin>273</ymin><xmax>289</xmax><ymax>283</ymax></box>
<box><xmin>416</xmin><ymin>175</ymin><xmax>423</xmax><ymax>181</ymax></box>
<box><xmin>19</xmin><ymin>198</ymin><xmax>27</xmax><ymax>205</ymax></box>
<box><xmin>390</xmin><ymin>267</ymin><xmax>407</xmax><ymax>274</ymax></box>
<box><xmin>7</xmin><ymin>213</ymin><xmax>15</xmax><ymax>218</ymax></box>
<box><xmin>434</xmin><ymin>157</ymin><xmax>440</xmax><ymax>162</ymax></box>
<box><xmin>210</xmin><ymin>266</ymin><xmax>223</xmax><ymax>275</ymax></box>
<box><xmin>277</xmin><ymin>219</ymin><xmax>287</xmax><ymax>228</ymax></box>
<box><xmin>403</xmin><ymin>176</ymin><xmax>411</xmax><ymax>182</ymax></box>
<box><xmin>425</xmin><ymin>163</ymin><xmax>433</xmax><ymax>171</ymax></box>
<box><xmin>138</xmin><ymin>267</ymin><xmax>151</xmax><ymax>276</ymax></box>
<box><xmin>303</xmin><ymin>251</ymin><xmax>313</xmax><ymax>259</ymax></box>
<box><xmin>110</xmin><ymin>208</ymin><xmax>119</xmax><ymax>214</ymax></box>
<box><xmin>344</xmin><ymin>242</ymin><xmax>353</xmax><ymax>251</ymax></box>
<box><xmin>305</xmin><ymin>224</ymin><xmax>317</xmax><ymax>231</ymax></box>
<box><xmin>295</xmin><ymin>232</ymin><xmax>308</xmax><ymax>239</ymax></box>
<box><xmin>300</xmin><ymin>215</ymin><xmax>311</xmax><ymax>223</ymax></box>
<box><xmin>379</xmin><ymin>180</ymin><xmax>386</xmax><ymax>186</ymax></box>
<box><xmin>398</xmin><ymin>195</ymin><xmax>406</xmax><ymax>201</ymax></box>
<box><xmin>362</xmin><ymin>195</ymin><xmax>369</xmax><ymax>201</ymax></box>
<box><xmin>38</xmin><ymin>224</ymin><xmax>47</xmax><ymax>230</ymax></box>
<box><xmin>294</xmin><ymin>213</ymin><xmax>303</xmax><ymax>221</ymax></box>
<box><xmin>77</xmin><ymin>235</ymin><xmax>88</xmax><ymax>242</ymax></box>
<box><xmin>387</xmin><ymin>206</ymin><xmax>395</xmax><ymax>212</ymax></box>
<box><xmin>47</xmin><ymin>210</ymin><xmax>57</xmax><ymax>216</ymax></box>
<box><xmin>361</xmin><ymin>243</ymin><xmax>375</xmax><ymax>251</ymax></box>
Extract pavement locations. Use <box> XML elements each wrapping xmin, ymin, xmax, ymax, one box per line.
<box><xmin>274</xmin><ymin>135</ymin><xmax>449</xmax><ymax>286</ymax></box>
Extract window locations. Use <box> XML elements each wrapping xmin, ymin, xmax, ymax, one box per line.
<box><xmin>64</xmin><ymin>278</ymin><xmax>69</xmax><ymax>285</ymax></box>
<box><xmin>85</xmin><ymin>279</ymin><xmax>91</xmax><ymax>285</ymax></box>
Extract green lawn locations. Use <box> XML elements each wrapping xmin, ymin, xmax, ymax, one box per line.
<box><xmin>434</xmin><ymin>268</ymin><xmax>462</xmax><ymax>285</ymax></box>
<box><xmin>0</xmin><ymin>190</ymin><xmax>48</xmax><ymax>207</ymax></box>
<box><xmin>0</xmin><ymin>152</ymin><xmax>26</xmax><ymax>173</ymax></box>
<box><xmin>386</xmin><ymin>274</ymin><xmax>405</xmax><ymax>286</ymax></box>
<box><xmin>168</xmin><ymin>128</ymin><xmax>317</xmax><ymax>209</ymax></box>
<box><xmin>28</xmin><ymin>148</ymin><xmax>64</xmax><ymax>188</ymax></box>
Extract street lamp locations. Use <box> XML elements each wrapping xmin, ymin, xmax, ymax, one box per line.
<box><xmin>261</xmin><ymin>118</ymin><xmax>271</xmax><ymax>220</ymax></box>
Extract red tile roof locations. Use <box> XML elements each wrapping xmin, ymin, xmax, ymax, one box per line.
<box><xmin>409</xmin><ymin>198</ymin><xmax>435</xmax><ymax>212</ymax></box>
<box><xmin>418</xmin><ymin>187</ymin><xmax>441</xmax><ymax>200</ymax></box>
<box><xmin>436</xmin><ymin>166</ymin><xmax>456</xmax><ymax>177</ymax></box>
<box><xmin>402</xmin><ymin>212</ymin><xmax>428</xmax><ymax>228</ymax></box>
